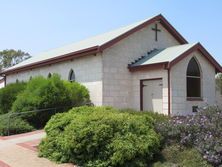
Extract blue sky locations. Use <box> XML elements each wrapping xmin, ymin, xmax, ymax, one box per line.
<box><xmin>0</xmin><ymin>0</ymin><xmax>221</xmax><ymax>64</ymax></box>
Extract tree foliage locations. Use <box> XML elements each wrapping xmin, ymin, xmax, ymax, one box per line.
<box><xmin>216</xmin><ymin>73</ymin><xmax>222</xmax><ymax>94</ymax></box>
<box><xmin>12</xmin><ymin>74</ymin><xmax>90</xmax><ymax>113</ymax></box>
<box><xmin>0</xmin><ymin>82</ymin><xmax>27</xmax><ymax>114</ymax></box>
<box><xmin>0</xmin><ymin>49</ymin><xmax>31</xmax><ymax>70</ymax></box>
<box><xmin>11</xmin><ymin>74</ymin><xmax>90</xmax><ymax>128</ymax></box>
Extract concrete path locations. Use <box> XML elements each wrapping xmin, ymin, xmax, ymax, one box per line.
<box><xmin>0</xmin><ymin>131</ymin><xmax>73</xmax><ymax>167</ymax></box>
<box><xmin>0</xmin><ymin>131</ymin><xmax>45</xmax><ymax>149</ymax></box>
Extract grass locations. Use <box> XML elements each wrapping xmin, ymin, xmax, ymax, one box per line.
<box><xmin>149</xmin><ymin>144</ymin><xmax>212</xmax><ymax>167</ymax></box>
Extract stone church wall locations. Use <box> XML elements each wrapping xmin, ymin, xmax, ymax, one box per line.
<box><xmin>0</xmin><ymin>80</ymin><xmax>4</xmax><ymax>89</ymax></box>
<box><xmin>6</xmin><ymin>54</ymin><xmax>103</xmax><ymax>106</ymax></box>
<box><xmin>131</xmin><ymin>69</ymin><xmax>169</xmax><ymax>115</ymax></box>
<box><xmin>170</xmin><ymin>51</ymin><xmax>216</xmax><ymax>115</ymax></box>
<box><xmin>102</xmin><ymin>22</ymin><xmax>180</xmax><ymax>111</ymax></box>
<box><xmin>216</xmin><ymin>89</ymin><xmax>222</xmax><ymax>108</ymax></box>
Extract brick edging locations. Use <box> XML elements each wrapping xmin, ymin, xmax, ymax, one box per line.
<box><xmin>17</xmin><ymin>143</ymin><xmax>38</xmax><ymax>152</ymax></box>
<box><xmin>0</xmin><ymin>160</ymin><xmax>11</xmax><ymax>167</ymax></box>
<box><xmin>16</xmin><ymin>139</ymin><xmax>41</xmax><ymax>152</ymax></box>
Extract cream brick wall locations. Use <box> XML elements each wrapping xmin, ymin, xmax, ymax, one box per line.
<box><xmin>0</xmin><ymin>82</ymin><xmax>4</xmax><ymax>89</ymax></box>
<box><xmin>6</xmin><ymin>54</ymin><xmax>103</xmax><ymax>106</ymax></box>
<box><xmin>102</xmin><ymin>22</ymin><xmax>180</xmax><ymax>110</ymax></box>
<box><xmin>170</xmin><ymin>51</ymin><xmax>216</xmax><ymax>115</ymax></box>
<box><xmin>131</xmin><ymin>69</ymin><xmax>169</xmax><ymax>114</ymax></box>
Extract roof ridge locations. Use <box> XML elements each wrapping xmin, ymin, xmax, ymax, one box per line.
<box><xmin>30</xmin><ymin>15</ymin><xmax>159</xmax><ymax>57</ymax></box>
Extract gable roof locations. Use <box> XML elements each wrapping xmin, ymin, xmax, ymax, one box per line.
<box><xmin>1</xmin><ymin>14</ymin><xmax>188</xmax><ymax>75</ymax></box>
<box><xmin>128</xmin><ymin>43</ymin><xmax>222</xmax><ymax>72</ymax></box>
<box><xmin>130</xmin><ymin>43</ymin><xmax>196</xmax><ymax>67</ymax></box>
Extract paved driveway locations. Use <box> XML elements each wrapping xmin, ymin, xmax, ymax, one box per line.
<box><xmin>0</xmin><ymin>131</ymin><xmax>73</xmax><ymax>167</ymax></box>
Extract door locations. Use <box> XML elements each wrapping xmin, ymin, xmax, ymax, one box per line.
<box><xmin>141</xmin><ymin>79</ymin><xmax>163</xmax><ymax>113</ymax></box>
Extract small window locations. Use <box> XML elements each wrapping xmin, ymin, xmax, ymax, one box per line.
<box><xmin>68</xmin><ymin>69</ymin><xmax>75</xmax><ymax>82</ymax></box>
<box><xmin>48</xmin><ymin>73</ymin><xmax>52</xmax><ymax>78</ymax></box>
<box><xmin>187</xmin><ymin>57</ymin><xmax>201</xmax><ymax>98</ymax></box>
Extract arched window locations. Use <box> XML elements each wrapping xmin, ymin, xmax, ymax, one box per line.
<box><xmin>187</xmin><ymin>57</ymin><xmax>201</xmax><ymax>98</ymax></box>
<box><xmin>68</xmin><ymin>69</ymin><xmax>75</xmax><ymax>82</ymax></box>
<box><xmin>48</xmin><ymin>73</ymin><xmax>52</xmax><ymax>78</ymax></box>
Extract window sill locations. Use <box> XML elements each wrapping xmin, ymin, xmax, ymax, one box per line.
<box><xmin>187</xmin><ymin>97</ymin><xmax>203</xmax><ymax>101</ymax></box>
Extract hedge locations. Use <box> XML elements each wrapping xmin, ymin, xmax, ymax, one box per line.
<box><xmin>0</xmin><ymin>82</ymin><xmax>26</xmax><ymax>114</ymax></box>
<box><xmin>39</xmin><ymin>106</ymin><xmax>161</xmax><ymax>167</ymax></box>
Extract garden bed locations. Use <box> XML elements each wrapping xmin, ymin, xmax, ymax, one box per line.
<box><xmin>38</xmin><ymin>106</ymin><xmax>218</xmax><ymax>167</ymax></box>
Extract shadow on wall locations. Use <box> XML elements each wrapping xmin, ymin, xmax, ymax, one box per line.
<box><xmin>216</xmin><ymin>89</ymin><xmax>222</xmax><ymax>108</ymax></box>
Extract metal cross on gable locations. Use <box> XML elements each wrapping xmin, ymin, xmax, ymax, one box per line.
<box><xmin>152</xmin><ymin>23</ymin><xmax>161</xmax><ymax>41</ymax></box>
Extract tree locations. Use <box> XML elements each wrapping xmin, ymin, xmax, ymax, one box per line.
<box><xmin>0</xmin><ymin>49</ymin><xmax>31</xmax><ymax>71</ymax></box>
<box><xmin>216</xmin><ymin>73</ymin><xmax>222</xmax><ymax>94</ymax></box>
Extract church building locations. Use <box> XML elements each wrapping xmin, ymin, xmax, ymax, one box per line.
<box><xmin>1</xmin><ymin>14</ymin><xmax>221</xmax><ymax>115</ymax></box>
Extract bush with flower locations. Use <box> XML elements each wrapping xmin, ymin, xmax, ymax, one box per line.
<box><xmin>155</xmin><ymin>106</ymin><xmax>222</xmax><ymax>166</ymax></box>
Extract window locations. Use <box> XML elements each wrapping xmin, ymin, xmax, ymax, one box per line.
<box><xmin>187</xmin><ymin>57</ymin><xmax>201</xmax><ymax>98</ymax></box>
<box><xmin>48</xmin><ymin>73</ymin><xmax>52</xmax><ymax>78</ymax></box>
<box><xmin>68</xmin><ymin>69</ymin><xmax>75</xmax><ymax>82</ymax></box>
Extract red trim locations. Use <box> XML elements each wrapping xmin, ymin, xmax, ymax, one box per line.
<box><xmin>1</xmin><ymin>46</ymin><xmax>100</xmax><ymax>75</ymax></box>
<box><xmin>159</xmin><ymin>14</ymin><xmax>188</xmax><ymax>45</ymax></box>
<box><xmin>100</xmin><ymin>14</ymin><xmax>187</xmax><ymax>51</ymax></box>
<box><xmin>4</xmin><ymin>76</ymin><xmax>6</xmax><ymax>86</ymax></box>
<box><xmin>129</xmin><ymin>62</ymin><xmax>168</xmax><ymax>72</ymax></box>
<box><xmin>129</xmin><ymin>43</ymin><xmax>222</xmax><ymax>73</ymax></box>
<box><xmin>140</xmin><ymin>80</ymin><xmax>143</xmax><ymax>111</ymax></box>
<box><xmin>0</xmin><ymin>160</ymin><xmax>10</xmax><ymax>167</ymax></box>
<box><xmin>17</xmin><ymin>139</ymin><xmax>41</xmax><ymax>152</ymax></box>
<box><xmin>168</xmin><ymin>69</ymin><xmax>171</xmax><ymax>116</ymax></box>
<box><xmin>1</xmin><ymin>14</ymin><xmax>188</xmax><ymax>75</ymax></box>
<box><xmin>169</xmin><ymin>43</ymin><xmax>222</xmax><ymax>72</ymax></box>
<box><xmin>140</xmin><ymin>78</ymin><xmax>163</xmax><ymax>111</ymax></box>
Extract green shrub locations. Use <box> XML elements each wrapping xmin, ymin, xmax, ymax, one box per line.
<box><xmin>120</xmin><ymin>109</ymin><xmax>168</xmax><ymax>123</ymax></box>
<box><xmin>216</xmin><ymin>73</ymin><xmax>222</xmax><ymax>94</ymax></box>
<box><xmin>150</xmin><ymin>144</ymin><xmax>212</xmax><ymax>167</ymax></box>
<box><xmin>0</xmin><ymin>82</ymin><xmax>26</xmax><ymax>114</ymax></box>
<box><xmin>39</xmin><ymin>106</ymin><xmax>161</xmax><ymax>167</ymax></box>
<box><xmin>12</xmin><ymin>74</ymin><xmax>90</xmax><ymax>112</ymax></box>
<box><xmin>0</xmin><ymin>114</ymin><xmax>34</xmax><ymax>136</ymax></box>
<box><xmin>12</xmin><ymin>74</ymin><xmax>90</xmax><ymax>128</ymax></box>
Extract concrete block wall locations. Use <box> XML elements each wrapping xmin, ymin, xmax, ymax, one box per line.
<box><xmin>170</xmin><ymin>51</ymin><xmax>216</xmax><ymax>115</ymax></box>
<box><xmin>6</xmin><ymin>54</ymin><xmax>103</xmax><ymax>106</ymax></box>
<box><xmin>102</xmin><ymin>22</ymin><xmax>179</xmax><ymax>109</ymax></box>
<box><xmin>131</xmin><ymin>69</ymin><xmax>168</xmax><ymax>114</ymax></box>
<box><xmin>0</xmin><ymin>81</ymin><xmax>4</xmax><ymax>89</ymax></box>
